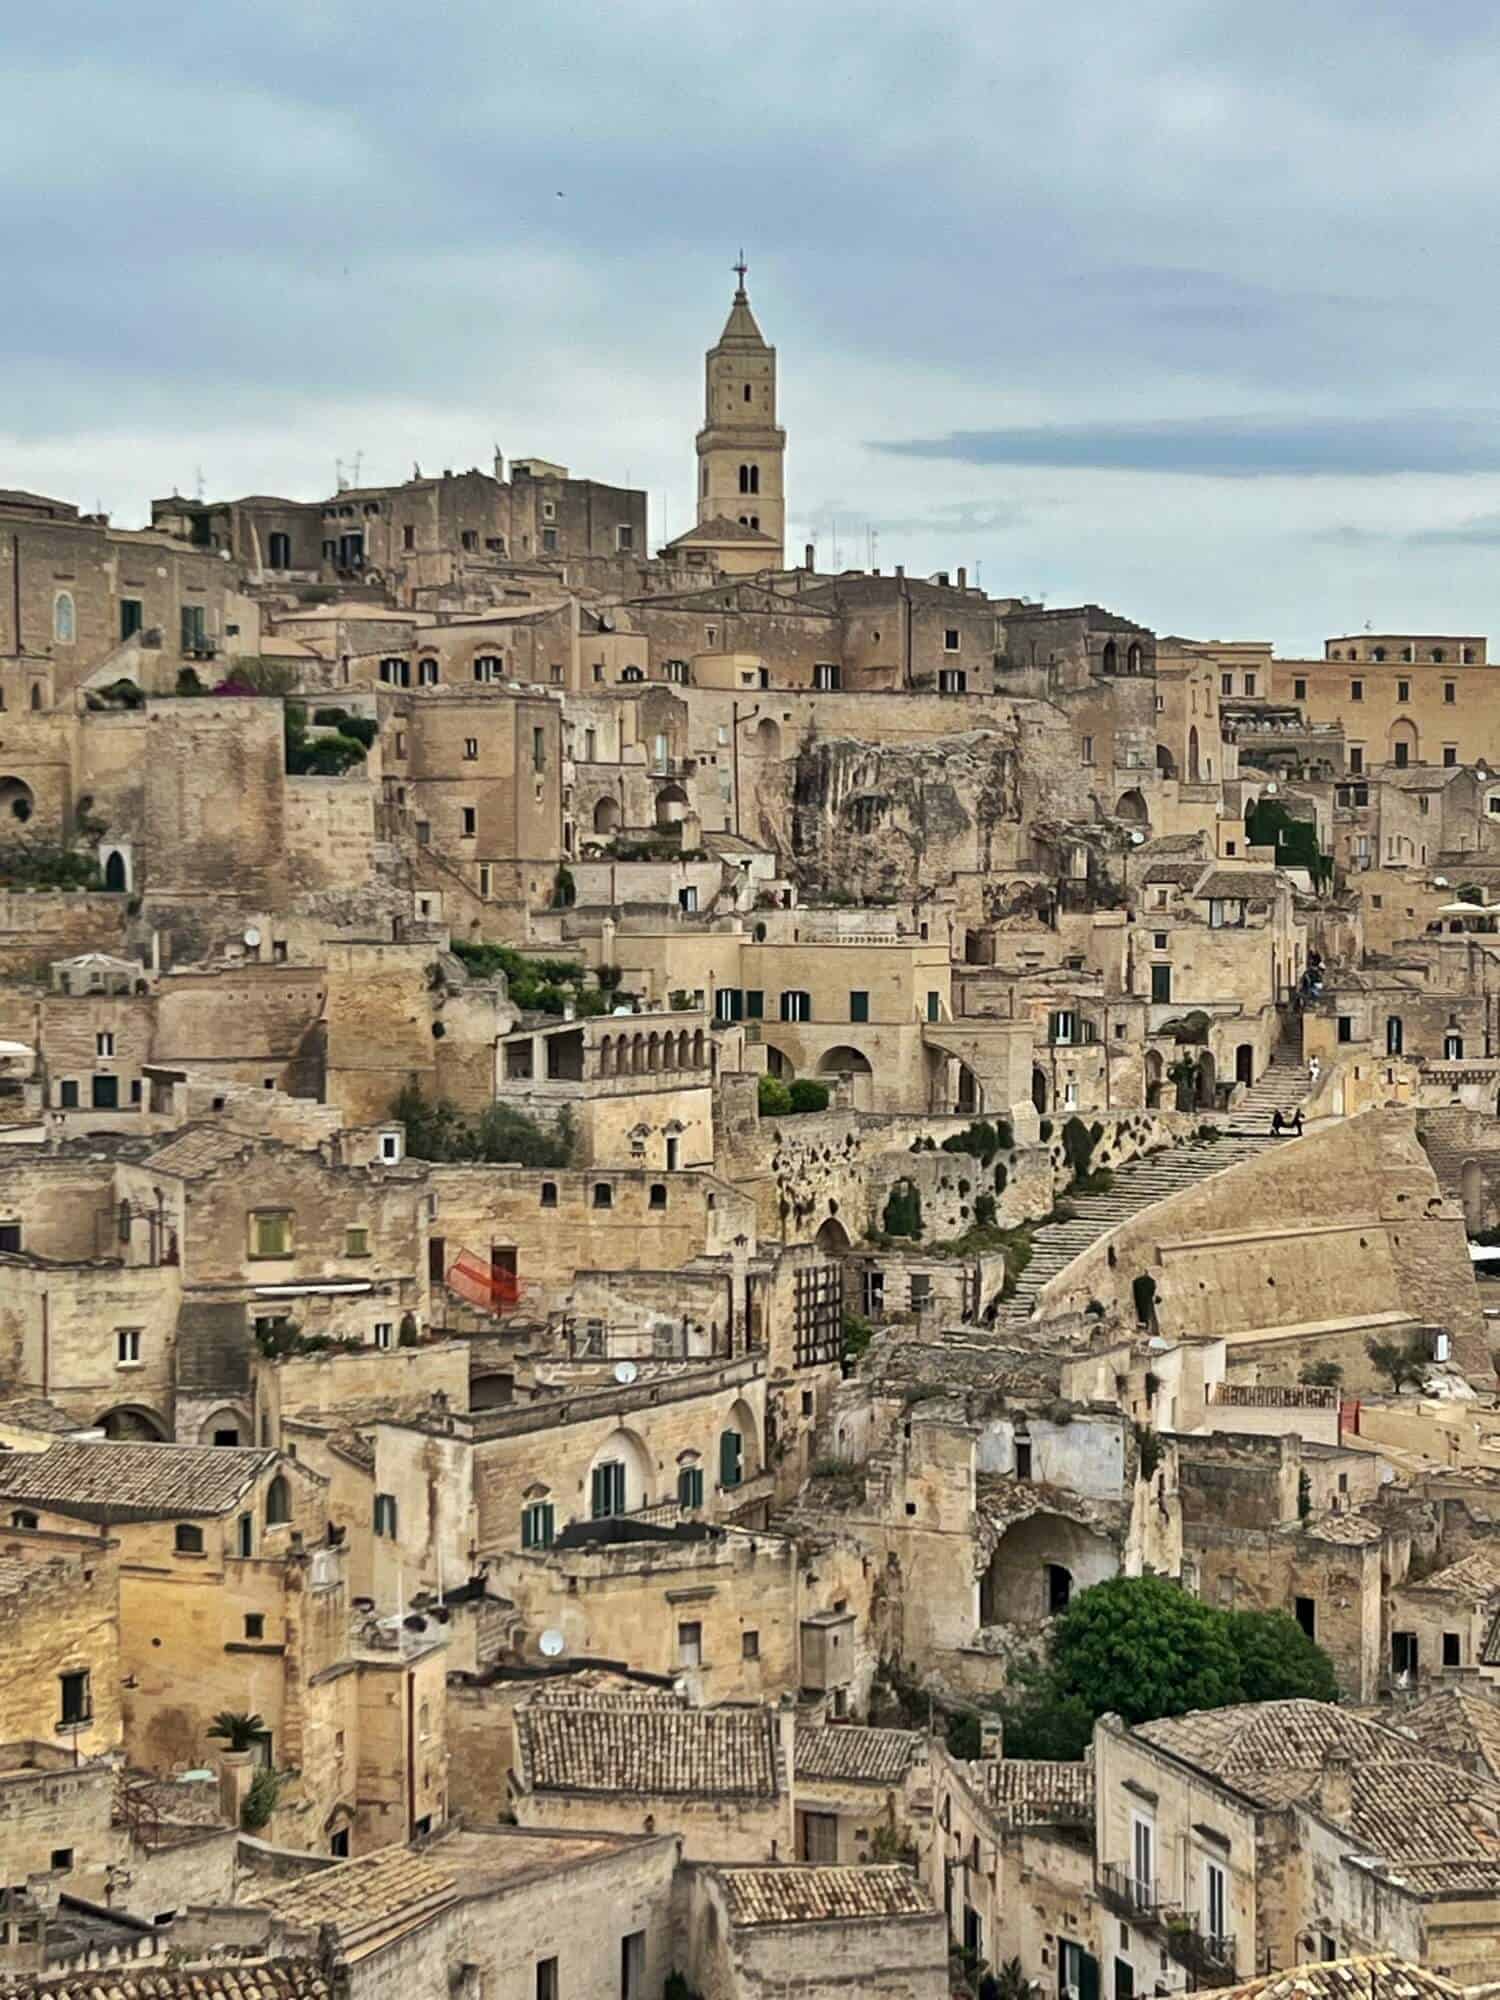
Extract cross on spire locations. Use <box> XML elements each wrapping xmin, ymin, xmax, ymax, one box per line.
<box><xmin>732</xmin><ymin>250</ymin><xmax>748</xmax><ymax>294</ymax></box>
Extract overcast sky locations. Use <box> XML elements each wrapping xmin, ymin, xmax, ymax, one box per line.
<box><xmin>6</xmin><ymin>0</ymin><xmax>1500</xmax><ymax>654</ymax></box>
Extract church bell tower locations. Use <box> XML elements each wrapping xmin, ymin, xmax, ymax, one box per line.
<box><xmin>695</xmin><ymin>256</ymin><xmax>786</xmax><ymax>568</ymax></box>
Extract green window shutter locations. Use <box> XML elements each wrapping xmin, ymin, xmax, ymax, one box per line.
<box><xmin>745</xmin><ymin>990</ymin><xmax>764</xmax><ymax>1019</ymax></box>
<box><xmin>720</xmin><ymin>1430</ymin><xmax>742</xmax><ymax>1489</ymax></box>
<box><xmin>678</xmin><ymin>1467</ymin><xmax>703</xmax><ymax>1510</ymax></box>
<box><xmin>591</xmin><ymin>1465</ymin><xmax>609</xmax><ymax>1517</ymax></box>
<box><xmin>850</xmin><ymin>992</ymin><xmax>869</xmax><ymax>1023</ymax></box>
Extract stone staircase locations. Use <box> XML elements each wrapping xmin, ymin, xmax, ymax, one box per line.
<box><xmin>996</xmin><ymin>1131</ymin><xmax>1274</xmax><ymax>1325</ymax></box>
<box><xmin>1231</xmin><ymin>1026</ymin><xmax>1309</xmax><ymax>1130</ymax></box>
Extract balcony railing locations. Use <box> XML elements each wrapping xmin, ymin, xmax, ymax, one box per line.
<box><xmin>1162</xmin><ymin>1917</ymin><xmax>1237</xmax><ymax>1986</ymax></box>
<box><xmin>1097</xmin><ymin>1863</ymin><xmax>1176</xmax><ymax>1922</ymax></box>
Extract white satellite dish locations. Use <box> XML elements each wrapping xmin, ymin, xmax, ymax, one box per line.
<box><xmin>614</xmin><ymin>1360</ymin><xmax>639</xmax><ymax>1385</ymax></box>
<box><xmin>1129</xmin><ymin>830</ymin><xmax>1145</xmax><ymax>845</ymax></box>
<box><xmin>539</xmin><ymin>1629</ymin><xmax>566</xmax><ymax>1658</ymax></box>
<box><xmin>243</xmin><ymin>926</ymin><xmax>262</xmax><ymax>948</ymax></box>
<box><xmin>1265</xmin><ymin>781</ymin><xmax>1278</xmax><ymax>794</ymax></box>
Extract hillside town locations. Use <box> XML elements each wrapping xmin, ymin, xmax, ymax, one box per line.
<box><xmin>5</xmin><ymin>271</ymin><xmax>1500</xmax><ymax>2000</ymax></box>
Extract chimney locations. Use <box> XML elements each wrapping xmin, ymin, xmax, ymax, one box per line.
<box><xmin>804</xmin><ymin>542</ymin><xmax>815</xmax><ymax>572</ymax></box>
<box><xmin>894</xmin><ymin>564</ymin><xmax>905</xmax><ymax>579</ymax></box>
<box><xmin>957</xmin><ymin>566</ymin><xmax>967</xmax><ymax>590</ymax></box>
<box><xmin>1317</xmin><ymin>1745</ymin><xmax>1353</xmax><ymax>1824</ymax></box>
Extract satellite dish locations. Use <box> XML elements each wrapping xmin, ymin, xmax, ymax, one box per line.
<box><xmin>1434</xmin><ymin>876</ymin><xmax>1449</xmax><ymax>888</ymax></box>
<box><xmin>539</xmin><ymin>1628</ymin><xmax>566</xmax><ymax>1658</ymax></box>
<box><xmin>1265</xmin><ymin>781</ymin><xmax>1278</xmax><ymax>795</ymax></box>
<box><xmin>1129</xmin><ymin>831</ymin><xmax>1145</xmax><ymax>845</ymax></box>
<box><xmin>614</xmin><ymin>1360</ymin><xmax>639</xmax><ymax>1385</ymax></box>
<box><xmin>243</xmin><ymin>927</ymin><xmax>262</xmax><ymax>948</ymax></box>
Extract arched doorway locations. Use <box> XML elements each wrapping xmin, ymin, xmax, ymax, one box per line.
<box><xmin>1235</xmin><ymin>1043</ymin><xmax>1254</xmax><ymax>1087</ymax></box>
<box><xmin>1144</xmin><ymin>1049</ymin><xmax>1165</xmax><ymax>1109</ymax></box>
<box><xmin>103</xmin><ymin>850</ymin><xmax>128</xmax><ymax>892</ymax></box>
<box><xmin>1388</xmin><ymin>719</ymin><xmax>1419</xmax><ymax>769</ymax></box>
<box><xmin>1102</xmin><ymin>640</ymin><xmax>1118</xmax><ymax>675</ymax></box>
<box><xmin>1114</xmin><ymin>789</ymin><xmax>1149</xmax><ymax>828</ymax></box>
<box><xmin>592</xmin><ymin>796</ymin><xmax>620</xmax><ymax>835</ymax></box>
<box><xmin>655</xmin><ymin>783</ymin><xmax>689</xmax><ymax>828</ymax></box>
<box><xmin>1195</xmin><ymin>1049</ymin><xmax>1217</xmax><ymax>1109</ymax></box>
<box><xmin>978</xmin><ymin>1514</ymin><xmax>1118</xmax><ymax>1625</ymax></box>
<box><xmin>955</xmin><ymin>1062</ymin><xmax>980</xmax><ymax>1115</ymax></box>
<box><xmin>818</xmin><ymin>1045</ymin><xmax>873</xmax><ymax>1110</ymax></box>
<box><xmin>0</xmin><ymin>777</ymin><xmax>35</xmax><ymax>825</ymax></box>
<box><xmin>586</xmin><ymin>1426</ymin><xmax>653</xmax><ymax>1517</ymax></box>
<box><xmin>1032</xmin><ymin>1066</ymin><xmax>1049</xmax><ymax>1114</ymax></box>
<box><xmin>755</xmin><ymin>718</ymin><xmax>782</xmax><ymax>759</ymax></box>
<box><xmin>815</xmin><ymin>1216</ymin><xmax>851</xmax><ymax>1256</ymax></box>
<box><xmin>1156</xmin><ymin>745</ymin><xmax>1177</xmax><ymax>778</ymax></box>
<box><xmin>96</xmin><ymin>1404</ymin><xmax>169</xmax><ymax>1442</ymax></box>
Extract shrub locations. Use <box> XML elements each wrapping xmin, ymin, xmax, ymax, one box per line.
<box><xmin>393</xmin><ymin>1083</ymin><xmax>574</xmax><ymax>1167</ymax></box>
<box><xmin>1062</xmin><ymin>1115</ymin><xmax>1096</xmax><ymax>1182</ymax></box>
<box><xmin>757</xmin><ymin>1075</ymin><xmax>792</xmax><ymax>1117</ymax></box>
<box><xmin>1300</xmin><ymin>1359</ymin><xmax>1343</xmax><ymax>1387</ymax></box>
<box><xmin>241</xmin><ymin>1766</ymin><xmax>280</xmax><ymax>1832</ymax></box>
<box><xmin>787</xmin><ymin>1078</ymin><xmax>830</xmax><ymax>1114</ymax></box>
<box><xmin>974</xmin><ymin>1193</ymin><xmax>997</xmax><ymax>1227</ymax></box>
<box><xmin>882</xmin><ymin>1181</ymin><xmax>923</xmax><ymax>1239</ymax></box>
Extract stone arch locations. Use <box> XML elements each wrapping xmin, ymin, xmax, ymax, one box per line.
<box><xmin>815</xmin><ymin>1215</ymin><xmax>852</xmax><ymax>1256</ymax></box>
<box><xmin>818</xmin><ymin>1044</ymin><xmax>872</xmax><ymax>1077</ymax></box>
<box><xmin>1114</xmin><ymin>788</ymin><xmax>1149</xmax><ymax>827</ymax></box>
<box><xmin>631</xmin><ymin>1033</ymin><xmax>646</xmax><ymax>1074</ymax></box>
<box><xmin>755</xmin><ymin>717</ymin><xmax>782</xmax><ymax>759</ymax></box>
<box><xmin>676</xmin><ymin>1030</ymin><xmax>691</xmax><ymax>1069</ymax></box>
<box><xmin>587</xmin><ymin>1425</ymin><xmax>654</xmax><ymax>1515</ymax></box>
<box><xmin>1388</xmin><ymin>717</ymin><xmax>1420</xmax><ymax>766</ymax></box>
<box><xmin>96</xmin><ymin>1403</ymin><xmax>169</xmax><ymax>1442</ymax></box>
<box><xmin>471</xmin><ymin>1371</ymin><xmax>515</xmax><ymax>1410</ymax></box>
<box><xmin>1235</xmin><ymin>1042</ymin><xmax>1254</xmax><ymax>1087</ymax></box>
<box><xmin>1156</xmin><ymin>744</ymin><xmax>1177</xmax><ymax>778</ymax></box>
<box><xmin>692</xmin><ymin>1028</ymin><xmax>706</xmax><ymax>1067</ymax></box>
<box><xmin>655</xmin><ymin>782</ymin><xmax>689</xmax><ymax>828</ymax></box>
<box><xmin>646</xmin><ymin>1031</ymin><xmax>660</xmax><ymax>1072</ymax></box>
<box><xmin>593</xmin><ymin>796</ymin><xmax>620</xmax><ymax>835</ymax></box>
<box><xmin>978</xmin><ymin>1513</ymin><xmax>1118</xmax><ymax>1626</ymax></box>
<box><xmin>1127</xmin><ymin>642</ymin><xmax>1143</xmax><ymax>674</ymax></box>
<box><xmin>1102</xmin><ymin>639</ymin><xmax>1118</xmax><ymax>676</ymax></box>
<box><xmin>0</xmin><ymin>777</ymin><xmax>35</xmax><ymax>825</ymax></box>
<box><xmin>956</xmin><ymin>1061</ymin><xmax>980</xmax><ymax>1114</ymax></box>
<box><xmin>196</xmin><ymin>1404</ymin><xmax>247</xmax><ymax>1447</ymax></box>
<box><xmin>725</xmin><ymin>1396</ymin><xmax>763</xmax><ymax>1480</ymax></box>
<box><xmin>598</xmin><ymin>1036</ymin><xmax>615</xmax><ymax>1078</ymax></box>
<box><xmin>102</xmin><ymin>848</ymin><xmax>129</xmax><ymax>893</ymax></box>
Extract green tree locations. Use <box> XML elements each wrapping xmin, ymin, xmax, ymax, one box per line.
<box><xmin>1230</xmin><ymin>1609</ymin><xmax>1340</xmax><ymax>1704</ymax></box>
<box><xmin>787</xmin><ymin>1078</ymin><xmax>830</xmax><ymax>1114</ymax></box>
<box><xmin>757</xmin><ymin>1075</ymin><xmax>792</xmax><ymax>1117</ymax></box>
<box><xmin>1299</xmin><ymin>1359</ymin><xmax>1343</xmax><ymax>1387</ymax></box>
<box><xmin>1367</xmin><ymin>1334</ymin><xmax>1429</xmax><ymax>1392</ymax></box>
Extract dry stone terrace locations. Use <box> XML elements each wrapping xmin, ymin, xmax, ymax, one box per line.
<box><xmin>0</xmin><ymin>269</ymin><xmax>1498</xmax><ymax>2000</ymax></box>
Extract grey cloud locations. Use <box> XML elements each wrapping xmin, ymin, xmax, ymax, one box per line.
<box><xmin>873</xmin><ymin>415</ymin><xmax>1500</xmax><ymax>480</ymax></box>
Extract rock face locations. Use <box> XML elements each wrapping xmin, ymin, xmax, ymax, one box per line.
<box><xmin>784</xmin><ymin>731</ymin><xmax>1024</xmax><ymax>899</ymax></box>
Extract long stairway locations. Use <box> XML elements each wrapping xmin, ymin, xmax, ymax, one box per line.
<box><xmin>1231</xmin><ymin>1023</ymin><xmax>1309</xmax><ymax>1130</ymax></box>
<box><xmin>996</xmin><ymin>1131</ymin><xmax>1273</xmax><ymax>1325</ymax></box>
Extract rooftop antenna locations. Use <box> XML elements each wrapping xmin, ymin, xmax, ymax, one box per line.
<box><xmin>351</xmin><ymin>450</ymin><xmax>363</xmax><ymax>489</ymax></box>
<box><xmin>870</xmin><ymin>526</ymin><xmax>879</xmax><ymax>571</ymax></box>
<box><xmin>193</xmin><ymin>465</ymin><xmax>205</xmax><ymax>502</ymax></box>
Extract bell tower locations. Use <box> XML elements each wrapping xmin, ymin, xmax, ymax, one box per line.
<box><xmin>695</xmin><ymin>256</ymin><xmax>786</xmax><ymax>567</ymax></box>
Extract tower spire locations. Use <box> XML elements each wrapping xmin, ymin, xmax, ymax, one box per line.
<box><xmin>733</xmin><ymin>250</ymin><xmax>748</xmax><ymax>296</ymax></box>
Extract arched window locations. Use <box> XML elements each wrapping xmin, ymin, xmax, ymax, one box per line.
<box><xmin>174</xmin><ymin>1523</ymin><xmax>204</xmax><ymax>1554</ymax></box>
<box><xmin>1127</xmin><ymin>642</ymin><xmax>1143</xmax><ymax>674</ymax></box>
<box><xmin>29</xmin><ymin>684</ymin><xmax>41</xmax><ymax>711</ymax></box>
<box><xmin>739</xmin><ymin>464</ymin><xmax>759</xmax><ymax>495</ymax></box>
<box><xmin>53</xmin><ymin>592</ymin><xmax>75</xmax><ymax>644</ymax></box>
<box><xmin>1101</xmin><ymin>639</ymin><xmax>1118</xmax><ymax>675</ymax></box>
<box><xmin>265</xmin><ymin>1474</ymin><xmax>291</xmax><ymax>1526</ymax></box>
<box><xmin>268</xmin><ymin>532</ymin><xmax>291</xmax><ymax>569</ymax></box>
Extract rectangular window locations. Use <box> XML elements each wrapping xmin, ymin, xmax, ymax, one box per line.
<box><xmin>926</xmin><ymin>990</ymin><xmax>941</xmax><ymax>1022</ymax></box>
<box><xmin>1394</xmin><ymin>740</ymin><xmax>1409</xmax><ymax>769</ymax></box>
<box><xmin>1204</xmin><ymin>1858</ymin><xmax>1227</xmax><ymax>1941</ymax></box>
<box><xmin>742</xmin><ymin>1629</ymin><xmax>760</xmax><ymax>1659</ymax></box>
<box><xmin>591</xmin><ymin>1460</ymin><xmax>626</xmax><ymax>1517</ymax></box>
<box><xmin>59</xmin><ymin>1670</ymin><xmax>90</xmax><ymax>1729</ymax></box>
<box><xmin>1293</xmin><ymin>677</ymin><xmax>1307</xmax><ymax>701</ymax></box>
<box><xmin>849</xmin><ymin>990</ymin><xmax>870</xmax><ymax>1023</ymax></box>
<box><xmin>536</xmin><ymin>1959</ymin><xmax>558</xmax><ymax>2000</ymax></box>
<box><xmin>1398</xmin><ymin>679</ymin><xmax>1410</xmax><ymax>702</ymax></box>
<box><xmin>677</xmin><ymin>1465</ymin><xmax>704</xmax><ymax>1510</ymax></box>
<box><xmin>944</xmin><ymin>628</ymin><xmax>960</xmax><ymax>652</ymax></box>
<box><xmin>58</xmin><ymin>1079</ymin><xmax>78</xmax><ymax>1109</ymax></box>
<box><xmin>1050</xmin><ymin>1010</ymin><xmax>1075</xmax><ymax>1044</ymax></box>
<box><xmin>938</xmin><ymin>667</ymin><xmax>967</xmax><ymax>694</ymax></box>
<box><xmin>1081</xmin><ymin>735</ymin><xmax>1094</xmax><ymax>765</ymax></box>
<box><xmin>541</xmin><ymin>526</ymin><xmax>558</xmax><ymax>552</ymax></box>
<box><xmin>521</xmin><ymin>1501</ymin><xmax>555</xmax><ymax>1549</ymax></box>
<box><xmin>345</xmin><ymin>1226</ymin><xmax>369</xmax><ymax>1258</ymax></box>
<box><xmin>1130</xmin><ymin>1813</ymin><xmax>1155</xmax><ymax>1902</ymax></box>
<box><xmin>677</xmin><ymin>1619</ymin><xmax>703</xmax><ymax>1666</ymax></box>
<box><xmin>402</xmin><ymin>524</ymin><xmax>415</xmax><ymax>550</ymax></box>
<box><xmin>479</xmin><ymin>865</ymin><xmax>491</xmax><ymax>897</ymax></box>
<box><xmin>616</xmin><ymin>523</ymin><xmax>634</xmax><ymax>552</ymax></box>
<box><xmin>678</xmin><ymin>886</ymin><xmax>698</xmax><ymax>913</ymax></box>
<box><xmin>1445</xmin><ymin>680</ymin><xmax>1456</xmax><ymax>703</ymax></box>
<box><xmin>779</xmin><ymin>990</ymin><xmax>811</xmax><ymax>1023</ymax></box>
<box><xmin>533</xmin><ymin>726</ymin><xmax>547</xmax><ymax>772</ymax></box>
<box><xmin>744</xmin><ymin>989</ymin><xmax>763</xmax><ymax>1019</ymax></box>
<box><xmin>373</xmin><ymin>1322</ymin><xmax>393</xmax><ymax>1349</ymax></box>
<box><xmin>1444</xmin><ymin>745</ymin><xmax>1458</xmax><ymax>767</ymax></box>
<box><xmin>464</xmin><ymin>737</ymin><xmax>478</xmax><ymax>759</ymax></box>
<box><xmin>813</xmin><ymin>663</ymin><xmax>841</xmax><ymax>691</ymax></box>
<box><xmin>120</xmin><ymin>599</ymin><xmax>143</xmax><ymax>641</ymax></box>
<box><xmin>373</xmin><ymin>1493</ymin><xmax>398</xmax><ymax>1538</ymax></box>
<box><xmin>461</xmin><ymin>530</ymin><xmax>477</xmax><ymax>551</ymax></box>
<box><xmin>1244</xmin><ymin>673</ymin><xmax>1256</xmax><ymax>696</ymax></box>
<box><xmin>1337</xmin><ymin>1016</ymin><xmax>1353</xmax><ymax>1043</ymax></box>
<box><xmin>719</xmin><ymin>1429</ymin><xmax>743</xmax><ymax>1489</ymax></box>
<box><xmin>1295</xmin><ymin>1596</ymin><xmax>1316</xmax><ymax>1638</ymax></box>
<box><xmin>245</xmin><ymin>1614</ymin><xmax>265</xmax><ymax>1641</ymax></box>
<box><xmin>1349</xmin><ymin>745</ymin><xmax>1364</xmax><ymax>774</ymax></box>
<box><xmin>250</xmin><ymin>1211</ymin><xmax>293</xmax><ymax>1258</ymax></box>
<box><xmin>461</xmin><ymin>807</ymin><xmax>476</xmax><ymax>836</ymax></box>
<box><xmin>96</xmin><ymin>1031</ymin><xmax>114</xmax><ymax>1057</ymax></box>
<box><xmin>1151</xmin><ymin>963</ymin><xmax>1172</xmax><ymax>1004</ymax></box>
<box><xmin>1443</xmin><ymin>1630</ymin><xmax>1462</xmax><ymax>1667</ymax></box>
<box><xmin>180</xmin><ymin>604</ymin><xmax>207</xmax><ymax>654</ymax></box>
<box><xmin>116</xmin><ymin>1328</ymin><xmax>142</xmax><ymax>1365</ymax></box>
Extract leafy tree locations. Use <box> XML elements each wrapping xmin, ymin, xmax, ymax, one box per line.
<box><xmin>1299</xmin><ymin>1360</ymin><xmax>1343</xmax><ymax>1387</ymax></box>
<box><xmin>757</xmin><ymin>1075</ymin><xmax>792</xmax><ymax>1117</ymax></box>
<box><xmin>392</xmin><ymin>1083</ymin><xmax>573</xmax><ymax>1167</ymax></box>
<box><xmin>1367</xmin><ymin>1334</ymin><xmax>1430</xmax><ymax>1392</ymax></box>
<box><xmin>1246</xmin><ymin>798</ymin><xmax>1334</xmax><ymax>888</ymax></box>
<box><xmin>1230</xmin><ymin>1609</ymin><xmax>1340</xmax><ymax>1704</ymax></box>
<box><xmin>882</xmin><ymin>1180</ymin><xmax>923</xmax><ymax>1239</ymax></box>
<box><xmin>787</xmin><ymin>1078</ymin><xmax>830</xmax><ymax>1113</ymax></box>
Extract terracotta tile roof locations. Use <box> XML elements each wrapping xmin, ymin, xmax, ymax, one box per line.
<box><xmin>0</xmin><ymin>1441</ymin><xmax>276</xmax><ymax>1519</ymax></box>
<box><xmin>795</xmin><ymin>1726</ymin><xmax>921</xmax><ymax>1786</ymax></box>
<box><xmin>714</xmin><ymin>1864</ymin><xmax>935</xmax><ymax>1927</ymax></box>
<box><xmin>4</xmin><ymin>1962</ymin><xmax>332</xmax><ymax>2000</ymax></box>
<box><xmin>0</xmin><ymin>1397</ymin><xmax>92</xmax><ymax>1436</ymax></box>
<box><xmin>981</xmin><ymin>1758</ymin><xmax>1094</xmax><ymax>1826</ymax></box>
<box><xmin>1403</xmin><ymin>1545</ymin><xmax>1500</xmax><ymax>1603</ymax></box>
<box><xmin>1134</xmin><ymin>1700</ymin><xmax>1413</xmax><ymax>1803</ymax></box>
<box><xmin>144</xmin><ymin>1124</ymin><xmax>259</xmax><ymax>1179</ymax></box>
<box><xmin>516</xmin><ymin>1701</ymin><xmax>781</xmax><ymax>1798</ymax></box>
<box><xmin>663</xmin><ymin>514</ymin><xmax>779</xmax><ymax>548</ymax></box>
<box><xmin>1399</xmin><ymin>1686</ymin><xmax>1500</xmax><ymax>1783</ymax></box>
<box><xmin>259</xmin><ymin>1847</ymin><xmax>456</xmax><ymax>1932</ymax></box>
<box><xmin>1218</xmin><ymin>1957</ymin><xmax>1463</xmax><ymax>2000</ymax></box>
